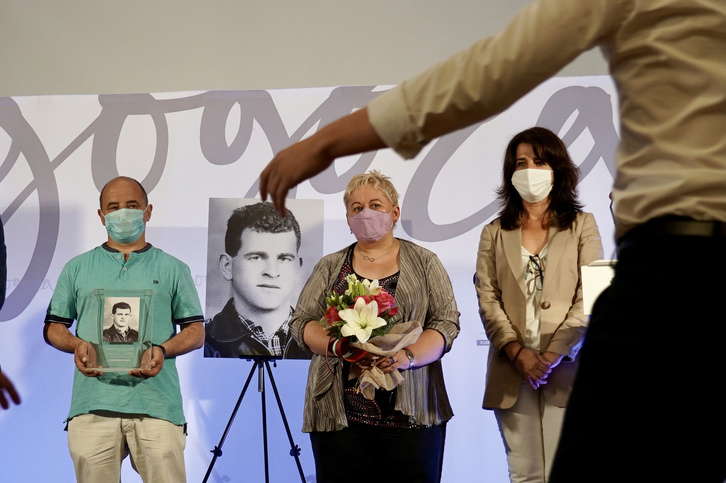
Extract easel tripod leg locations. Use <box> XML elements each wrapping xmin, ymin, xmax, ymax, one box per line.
<box><xmin>202</xmin><ymin>358</ymin><xmax>306</xmax><ymax>482</ymax></box>
<box><xmin>202</xmin><ymin>360</ymin><xmax>257</xmax><ymax>483</ymax></box>
<box><xmin>264</xmin><ymin>360</ymin><xmax>305</xmax><ymax>481</ymax></box>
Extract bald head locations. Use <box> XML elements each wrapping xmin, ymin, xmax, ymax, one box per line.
<box><xmin>99</xmin><ymin>177</ymin><xmax>148</xmax><ymax>211</ymax></box>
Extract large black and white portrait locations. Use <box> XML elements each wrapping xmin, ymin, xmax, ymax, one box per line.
<box><xmin>204</xmin><ymin>198</ymin><xmax>323</xmax><ymax>359</ymax></box>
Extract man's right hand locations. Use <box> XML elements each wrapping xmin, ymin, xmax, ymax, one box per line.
<box><xmin>260</xmin><ymin>135</ymin><xmax>335</xmax><ymax>214</ymax></box>
<box><xmin>74</xmin><ymin>340</ymin><xmax>103</xmax><ymax>377</ymax></box>
<box><xmin>260</xmin><ymin>107</ymin><xmax>386</xmax><ymax>214</ymax></box>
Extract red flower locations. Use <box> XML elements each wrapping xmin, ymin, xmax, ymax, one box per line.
<box><xmin>372</xmin><ymin>290</ymin><xmax>396</xmax><ymax>314</ymax></box>
<box><xmin>323</xmin><ymin>306</ymin><xmax>341</xmax><ymax>325</ymax></box>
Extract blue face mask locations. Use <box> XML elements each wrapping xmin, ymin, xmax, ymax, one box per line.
<box><xmin>103</xmin><ymin>207</ymin><xmax>147</xmax><ymax>244</ymax></box>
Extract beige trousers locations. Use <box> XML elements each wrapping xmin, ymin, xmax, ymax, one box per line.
<box><xmin>493</xmin><ymin>381</ymin><xmax>566</xmax><ymax>483</ymax></box>
<box><xmin>68</xmin><ymin>412</ymin><xmax>186</xmax><ymax>483</ymax></box>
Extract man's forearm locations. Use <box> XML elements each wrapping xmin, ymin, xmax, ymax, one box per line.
<box><xmin>160</xmin><ymin>321</ymin><xmax>204</xmax><ymax>357</ymax></box>
<box><xmin>44</xmin><ymin>323</ymin><xmax>82</xmax><ymax>354</ymax></box>
<box><xmin>316</xmin><ymin>107</ymin><xmax>387</xmax><ymax>159</ymax></box>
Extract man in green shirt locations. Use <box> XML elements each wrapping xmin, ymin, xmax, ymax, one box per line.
<box><xmin>44</xmin><ymin>176</ymin><xmax>205</xmax><ymax>483</ymax></box>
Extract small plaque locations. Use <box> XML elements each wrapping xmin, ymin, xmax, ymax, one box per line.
<box><xmin>88</xmin><ymin>289</ymin><xmax>154</xmax><ymax>372</ymax></box>
<box><xmin>581</xmin><ymin>260</ymin><xmax>616</xmax><ymax>316</ymax></box>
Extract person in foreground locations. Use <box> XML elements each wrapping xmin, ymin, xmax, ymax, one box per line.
<box><xmin>260</xmin><ymin>2</ymin><xmax>725</xmax><ymax>481</ymax></box>
<box><xmin>0</xmin><ymin>371</ymin><xmax>20</xmax><ymax>410</ymax></box>
<box><xmin>1</xmin><ymin>216</ymin><xmax>6</xmax><ymax>309</ymax></box>
<box><xmin>43</xmin><ymin>176</ymin><xmax>205</xmax><ymax>483</ymax></box>
<box><xmin>475</xmin><ymin>128</ymin><xmax>602</xmax><ymax>482</ymax></box>
<box><xmin>290</xmin><ymin>171</ymin><xmax>460</xmax><ymax>483</ymax></box>
<box><xmin>1</xmin><ymin>217</ymin><xmax>22</xmax><ymax>410</ymax></box>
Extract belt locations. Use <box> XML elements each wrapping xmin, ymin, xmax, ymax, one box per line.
<box><xmin>618</xmin><ymin>217</ymin><xmax>726</xmax><ymax>252</ymax></box>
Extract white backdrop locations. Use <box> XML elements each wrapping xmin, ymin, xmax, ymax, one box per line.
<box><xmin>0</xmin><ymin>76</ymin><xmax>618</xmax><ymax>482</ymax></box>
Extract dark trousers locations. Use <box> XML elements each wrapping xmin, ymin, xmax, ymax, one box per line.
<box><xmin>310</xmin><ymin>422</ymin><xmax>446</xmax><ymax>483</ymax></box>
<box><xmin>550</xmin><ymin>228</ymin><xmax>726</xmax><ymax>482</ymax></box>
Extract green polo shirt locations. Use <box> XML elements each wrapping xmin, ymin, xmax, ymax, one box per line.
<box><xmin>46</xmin><ymin>243</ymin><xmax>203</xmax><ymax>425</ymax></box>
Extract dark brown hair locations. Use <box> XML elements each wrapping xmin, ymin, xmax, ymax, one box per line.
<box><xmin>225</xmin><ymin>201</ymin><xmax>301</xmax><ymax>257</ymax></box>
<box><xmin>496</xmin><ymin>127</ymin><xmax>582</xmax><ymax>230</ymax></box>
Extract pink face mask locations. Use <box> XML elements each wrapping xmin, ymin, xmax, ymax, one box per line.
<box><xmin>347</xmin><ymin>208</ymin><xmax>393</xmax><ymax>242</ymax></box>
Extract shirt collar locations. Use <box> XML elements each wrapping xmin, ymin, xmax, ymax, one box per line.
<box><xmin>102</xmin><ymin>242</ymin><xmax>153</xmax><ymax>254</ymax></box>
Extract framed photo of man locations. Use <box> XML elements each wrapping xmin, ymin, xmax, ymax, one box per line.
<box><xmin>204</xmin><ymin>198</ymin><xmax>323</xmax><ymax>360</ymax></box>
<box><xmin>88</xmin><ymin>289</ymin><xmax>153</xmax><ymax>371</ymax></box>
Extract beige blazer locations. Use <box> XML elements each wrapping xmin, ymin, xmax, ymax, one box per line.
<box><xmin>475</xmin><ymin>212</ymin><xmax>603</xmax><ymax>409</ymax></box>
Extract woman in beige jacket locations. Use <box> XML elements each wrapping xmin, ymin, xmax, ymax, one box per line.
<box><xmin>475</xmin><ymin>127</ymin><xmax>603</xmax><ymax>482</ymax></box>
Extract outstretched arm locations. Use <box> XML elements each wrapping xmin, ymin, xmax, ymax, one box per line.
<box><xmin>259</xmin><ymin>2</ymin><xmax>619</xmax><ymax>213</ymax></box>
<box><xmin>260</xmin><ymin>107</ymin><xmax>385</xmax><ymax>213</ymax></box>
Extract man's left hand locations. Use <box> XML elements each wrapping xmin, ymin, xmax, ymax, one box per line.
<box><xmin>129</xmin><ymin>345</ymin><xmax>165</xmax><ymax>378</ymax></box>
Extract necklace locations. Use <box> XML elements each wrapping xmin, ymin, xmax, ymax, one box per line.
<box><xmin>357</xmin><ymin>241</ymin><xmax>397</xmax><ymax>262</ymax></box>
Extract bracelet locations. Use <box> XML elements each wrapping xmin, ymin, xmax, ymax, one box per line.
<box><xmin>511</xmin><ymin>346</ymin><xmax>524</xmax><ymax>364</ymax></box>
<box><xmin>152</xmin><ymin>343</ymin><xmax>167</xmax><ymax>358</ymax></box>
<box><xmin>403</xmin><ymin>348</ymin><xmax>415</xmax><ymax>369</ymax></box>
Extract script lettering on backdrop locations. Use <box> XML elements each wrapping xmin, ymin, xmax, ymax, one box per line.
<box><xmin>0</xmin><ymin>85</ymin><xmax>618</xmax><ymax>320</ymax></box>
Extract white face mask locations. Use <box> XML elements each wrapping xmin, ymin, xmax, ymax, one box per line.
<box><xmin>511</xmin><ymin>169</ymin><xmax>553</xmax><ymax>203</ymax></box>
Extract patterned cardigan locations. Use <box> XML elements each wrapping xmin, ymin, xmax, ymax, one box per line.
<box><xmin>290</xmin><ymin>239</ymin><xmax>461</xmax><ymax>432</ymax></box>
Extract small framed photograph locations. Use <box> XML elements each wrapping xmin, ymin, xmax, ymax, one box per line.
<box><xmin>87</xmin><ymin>289</ymin><xmax>154</xmax><ymax>371</ymax></box>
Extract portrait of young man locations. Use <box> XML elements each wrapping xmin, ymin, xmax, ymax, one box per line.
<box><xmin>102</xmin><ymin>301</ymin><xmax>139</xmax><ymax>344</ymax></box>
<box><xmin>204</xmin><ymin>199</ymin><xmax>322</xmax><ymax>360</ymax></box>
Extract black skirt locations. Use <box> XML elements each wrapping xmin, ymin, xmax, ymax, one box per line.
<box><xmin>310</xmin><ymin>422</ymin><xmax>447</xmax><ymax>483</ymax></box>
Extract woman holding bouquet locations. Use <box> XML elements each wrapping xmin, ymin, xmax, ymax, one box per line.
<box><xmin>290</xmin><ymin>170</ymin><xmax>460</xmax><ymax>483</ymax></box>
<box><xmin>475</xmin><ymin>127</ymin><xmax>603</xmax><ymax>482</ymax></box>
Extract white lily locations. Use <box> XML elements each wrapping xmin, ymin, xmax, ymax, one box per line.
<box><xmin>362</xmin><ymin>279</ymin><xmax>382</xmax><ymax>296</ymax></box>
<box><xmin>338</xmin><ymin>298</ymin><xmax>387</xmax><ymax>343</ymax></box>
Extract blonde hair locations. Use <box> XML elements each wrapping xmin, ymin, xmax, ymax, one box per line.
<box><xmin>343</xmin><ymin>170</ymin><xmax>399</xmax><ymax>208</ymax></box>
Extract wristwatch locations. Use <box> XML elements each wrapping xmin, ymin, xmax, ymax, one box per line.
<box><xmin>403</xmin><ymin>348</ymin><xmax>415</xmax><ymax>369</ymax></box>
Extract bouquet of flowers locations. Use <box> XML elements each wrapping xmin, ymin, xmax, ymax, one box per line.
<box><xmin>320</xmin><ymin>274</ymin><xmax>422</xmax><ymax>399</ymax></box>
<box><xmin>321</xmin><ymin>274</ymin><xmax>398</xmax><ymax>345</ymax></box>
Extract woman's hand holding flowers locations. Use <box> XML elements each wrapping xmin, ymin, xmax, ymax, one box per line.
<box><xmin>327</xmin><ymin>336</ymin><xmax>369</xmax><ymax>362</ymax></box>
